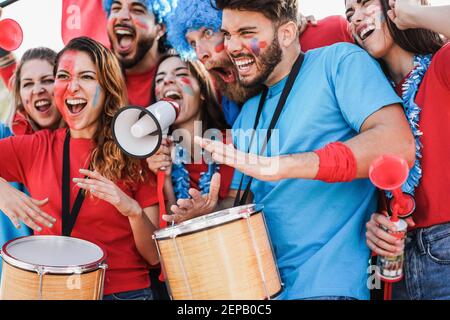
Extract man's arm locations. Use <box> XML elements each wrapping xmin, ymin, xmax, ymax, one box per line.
<box><xmin>196</xmin><ymin>104</ymin><xmax>415</xmax><ymax>182</ymax></box>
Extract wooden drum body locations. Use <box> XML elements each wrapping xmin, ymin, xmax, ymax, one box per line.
<box><xmin>0</xmin><ymin>236</ymin><xmax>107</xmax><ymax>300</ymax></box>
<box><xmin>153</xmin><ymin>204</ymin><xmax>282</xmax><ymax>300</ymax></box>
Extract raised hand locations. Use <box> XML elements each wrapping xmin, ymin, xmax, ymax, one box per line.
<box><xmin>74</xmin><ymin>169</ymin><xmax>142</xmax><ymax>218</ymax></box>
<box><xmin>195</xmin><ymin>136</ymin><xmax>281</xmax><ymax>182</ymax></box>
<box><xmin>0</xmin><ymin>178</ymin><xmax>56</xmax><ymax>232</ymax></box>
<box><xmin>387</xmin><ymin>0</ymin><xmax>422</xmax><ymax>30</ymax></box>
<box><xmin>164</xmin><ymin>173</ymin><xmax>221</xmax><ymax>224</ymax></box>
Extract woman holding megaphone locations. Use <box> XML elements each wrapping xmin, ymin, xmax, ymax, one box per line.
<box><xmin>344</xmin><ymin>0</ymin><xmax>450</xmax><ymax>299</ymax></box>
<box><xmin>146</xmin><ymin>54</ymin><xmax>237</xmax><ymax>225</ymax></box>
<box><xmin>0</xmin><ymin>37</ymin><xmax>160</xmax><ymax>300</ymax></box>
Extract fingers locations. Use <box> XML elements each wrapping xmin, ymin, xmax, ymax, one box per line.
<box><xmin>79</xmin><ymin>169</ymin><xmax>111</xmax><ymax>184</ymax></box>
<box><xmin>189</xmin><ymin>188</ymin><xmax>203</xmax><ymax>203</ymax></box>
<box><xmin>177</xmin><ymin>198</ymin><xmax>194</xmax><ymax>211</ymax></box>
<box><xmin>208</xmin><ymin>173</ymin><xmax>221</xmax><ymax>203</ymax></box>
<box><xmin>373</xmin><ymin>213</ymin><xmax>397</xmax><ymax>232</ymax></box>
<box><xmin>171</xmin><ymin>204</ymin><xmax>188</xmax><ymax>216</ymax></box>
<box><xmin>305</xmin><ymin>15</ymin><xmax>318</xmax><ymax>26</ymax></box>
<box><xmin>367</xmin><ymin>238</ymin><xmax>401</xmax><ymax>258</ymax></box>
<box><xmin>28</xmin><ymin>197</ymin><xmax>56</xmax><ymax>224</ymax></box>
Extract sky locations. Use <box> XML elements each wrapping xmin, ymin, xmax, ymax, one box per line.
<box><xmin>2</xmin><ymin>0</ymin><xmax>450</xmax><ymax>58</ymax></box>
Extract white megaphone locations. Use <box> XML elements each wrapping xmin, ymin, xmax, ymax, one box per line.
<box><xmin>112</xmin><ymin>99</ymin><xmax>180</xmax><ymax>158</ymax></box>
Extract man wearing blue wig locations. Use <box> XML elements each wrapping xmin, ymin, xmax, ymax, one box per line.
<box><xmin>103</xmin><ymin>0</ymin><xmax>174</xmax><ymax>107</ymax></box>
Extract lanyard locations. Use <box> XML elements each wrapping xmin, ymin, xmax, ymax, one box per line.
<box><xmin>234</xmin><ymin>53</ymin><xmax>305</xmax><ymax>206</ymax></box>
<box><xmin>62</xmin><ymin>130</ymin><xmax>87</xmax><ymax>236</ymax></box>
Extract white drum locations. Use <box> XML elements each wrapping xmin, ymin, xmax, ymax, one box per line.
<box><xmin>0</xmin><ymin>236</ymin><xmax>107</xmax><ymax>300</ymax></box>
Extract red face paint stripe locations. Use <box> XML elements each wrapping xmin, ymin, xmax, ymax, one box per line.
<box><xmin>215</xmin><ymin>42</ymin><xmax>225</xmax><ymax>53</ymax></box>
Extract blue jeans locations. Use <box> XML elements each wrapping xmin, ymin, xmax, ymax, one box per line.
<box><xmin>393</xmin><ymin>222</ymin><xmax>450</xmax><ymax>300</ymax></box>
<box><xmin>103</xmin><ymin>287</ymin><xmax>153</xmax><ymax>301</ymax></box>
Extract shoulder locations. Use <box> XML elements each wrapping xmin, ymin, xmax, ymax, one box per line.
<box><xmin>306</xmin><ymin>43</ymin><xmax>373</xmax><ymax>70</ymax></box>
<box><xmin>431</xmin><ymin>43</ymin><xmax>450</xmax><ymax>68</ymax></box>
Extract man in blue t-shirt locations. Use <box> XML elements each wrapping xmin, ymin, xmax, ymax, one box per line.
<box><xmin>195</xmin><ymin>0</ymin><xmax>415</xmax><ymax>300</ymax></box>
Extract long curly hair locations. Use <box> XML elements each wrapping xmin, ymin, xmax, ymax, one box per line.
<box><xmin>55</xmin><ymin>37</ymin><xmax>149</xmax><ymax>185</ymax></box>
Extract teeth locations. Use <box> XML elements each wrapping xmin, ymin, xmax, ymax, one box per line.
<box><xmin>164</xmin><ymin>90</ymin><xmax>182</xmax><ymax>99</ymax></box>
<box><xmin>35</xmin><ymin>100</ymin><xmax>50</xmax><ymax>107</ymax></box>
<box><xmin>234</xmin><ymin>59</ymin><xmax>254</xmax><ymax>67</ymax></box>
<box><xmin>360</xmin><ymin>25</ymin><xmax>376</xmax><ymax>40</ymax></box>
<box><xmin>66</xmin><ymin>99</ymin><xmax>87</xmax><ymax>105</ymax></box>
<box><xmin>115</xmin><ymin>29</ymin><xmax>133</xmax><ymax>36</ymax></box>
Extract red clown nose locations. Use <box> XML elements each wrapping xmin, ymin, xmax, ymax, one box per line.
<box><xmin>0</xmin><ymin>18</ymin><xmax>23</xmax><ymax>51</ymax></box>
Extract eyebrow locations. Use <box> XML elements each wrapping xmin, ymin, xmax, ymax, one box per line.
<box><xmin>130</xmin><ymin>1</ymin><xmax>147</xmax><ymax>10</ymax></box>
<box><xmin>345</xmin><ymin>0</ymin><xmax>362</xmax><ymax>14</ymax></box>
<box><xmin>22</xmin><ymin>74</ymin><xmax>54</xmax><ymax>81</ymax></box>
<box><xmin>221</xmin><ymin>26</ymin><xmax>257</xmax><ymax>34</ymax></box>
<box><xmin>156</xmin><ymin>66</ymin><xmax>189</xmax><ymax>77</ymax></box>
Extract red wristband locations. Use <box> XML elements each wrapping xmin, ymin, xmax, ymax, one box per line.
<box><xmin>314</xmin><ymin>142</ymin><xmax>357</xmax><ymax>183</ymax></box>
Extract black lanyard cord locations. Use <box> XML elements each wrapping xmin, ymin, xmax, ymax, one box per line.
<box><xmin>234</xmin><ymin>53</ymin><xmax>305</xmax><ymax>206</ymax></box>
<box><xmin>62</xmin><ymin>130</ymin><xmax>87</xmax><ymax>237</ymax></box>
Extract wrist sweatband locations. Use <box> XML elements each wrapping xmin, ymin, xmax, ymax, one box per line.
<box><xmin>314</xmin><ymin>142</ymin><xmax>357</xmax><ymax>183</ymax></box>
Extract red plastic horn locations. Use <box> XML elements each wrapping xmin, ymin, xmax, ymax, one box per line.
<box><xmin>369</xmin><ymin>155</ymin><xmax>416</xmax><ymax>221</ymax></box>
<box><xmin>0</xmin><ymin>18</ymin><xmax>23</xmax><ymax>51</ymax></box>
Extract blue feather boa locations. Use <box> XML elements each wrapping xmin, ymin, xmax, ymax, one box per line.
<box><xmin>172</xmin><ymin>144</ymin><xmax>220</xmax><ymax>200</ymax></box>
<box><xmin>391</xmin><ymin>54</ymin><xmax>431</xmax><ymax>197</ymax></box>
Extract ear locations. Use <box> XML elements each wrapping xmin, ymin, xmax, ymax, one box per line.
<box><xmin>277</xmin><ymin>21</ymin><xmax>299</xmax><ymax>48</ymax></box>
<box><xmin>156</xmin><ymin>23</ymin><xmax>167</xmax><ymax>40</ymax></box>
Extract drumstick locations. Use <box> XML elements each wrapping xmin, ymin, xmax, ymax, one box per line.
<box><xmin>0</xmin><ymin>0</ymin><xmax>20</xmax><ymax>8</ymax></box>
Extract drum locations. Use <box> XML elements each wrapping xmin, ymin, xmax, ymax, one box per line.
<box><xmin>153</xmin><ymin>204</ymin><xmax>282</xmax><ymax>300</ymax></box>
<box><xmin>0</xmin><ymin>236</ymin><xmax>107</xmax><ymax>300</ymax></box>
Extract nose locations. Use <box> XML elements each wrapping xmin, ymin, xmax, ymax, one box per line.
<box><xmin>225</xmin><ymin>36</ymin><xmax>243</xmax><ymax>57</ymax></box>
<box><xmin>68</xmin><ymin>78</ymin><xmax>80</xmax><ymax>93</ymax></box>
<box><xmin>115</xmin><ymin>6</ymin><xmax>131</xmax><ymax>22</ymax></box>
<box><xmin>351</xmin><ymin>7</ymin><xmax>365</xmax><ymax>25</ymax></box>
<box><xmin>196</xmin><ymin>41</ymin><xmax>211</xmax><ymax>64</ymax></box>
<box><xmin>32</xmin><ymin>83</ymin><xmax>46</xmax><ymax>95</ymax></box>
<box><xmin>163</xmin><ymin>73</ymin><xmax>176</xmax><ymax>85</ymax></box>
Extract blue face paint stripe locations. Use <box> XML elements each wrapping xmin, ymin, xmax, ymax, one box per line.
<box><xmin>93</xmin><ymin>85</ymin><xmax>100</xmax><ymax>108</ymax></box>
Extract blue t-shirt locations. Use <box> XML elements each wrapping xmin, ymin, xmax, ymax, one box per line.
<box><xmin>231</xmin><ymin>43</ymin><xmax>402</xmax><ymax>300</ymax></box>
<box><xmin>0</xmin><ymin>123</ymin><xmax>31</xmax><ymax>276</ymax></box>
<box><xmin>221</xmin><ymin>95</ymin><xmax>241</xmax><ymax>126</ymax></box>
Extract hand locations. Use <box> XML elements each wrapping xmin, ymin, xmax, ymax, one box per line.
<box><xmin>146</xmin><ymin>138</ymin><xmax>173</xmax><ymax>176</ymax></box>
<box><xmin>387</xmin><ymin>0</ymin><xmax>421</xmax><ymax>30</ymax></box>
<box><xmin>366</xmin><ymin>211</ymin><xmax>410</xmax><ymax>257</ymax></box>
<box><xmin>195</xmin><ymin>136</ymin><xmax>282</xmax><ymax>181</ymax></box>
<box><xmin>165</xmin><ymin>173</ymin><xmax>221</xmax><ymax>224</ymax></box>
<box><xmin>74</xmin><ymin>169</ymin><xmax>142</xmax><ymax>218</ymax></box>
<box><xmin>298</xmin><ymin>13</ymin><xmax>317</xmax><ymax>34</ymax></box>
<box><xmin>0</xmin><ymin>178</ymin><xmax>56</xmax><ymax>232</ymax></box>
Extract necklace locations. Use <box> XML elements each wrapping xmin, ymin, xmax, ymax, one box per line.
<box><xmin>171</xmin><ymin>143</ymin><xmax>220</xmax><ymax>200</ymax></box>
<box><xmin>395</xmin><ymin>54</ymin><xmax>432</xmax><ymax>196</ymax></box>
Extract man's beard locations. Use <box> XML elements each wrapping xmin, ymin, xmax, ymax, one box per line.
<box><xmin>208</xmin><ymin>60</ymin><xmax>263</xmax><ymax>105</ymax></box>
<box><xmin>119</xmin><ymin>35</ymin><xmax>155</xmax><ymax>70</ymax></box>
<box><xmin>238</xmin><ymin>37</ymin><xmax>283</xmax><ymax>89</ymax></box>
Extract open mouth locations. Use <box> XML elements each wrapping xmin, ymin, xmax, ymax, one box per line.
<box><xmin>34</xmin><ymin>99</ymin><xmax>52</xmax><ymax>113</ymax></box>
<box><xmin>211</xmin><ymin>67</ymin><xmax>236</xmax><ymax>83</ymax></box>
<box><xmin>359</xmin><ymin>25</ymin><xmax>376</xmax><ymax>41</ymax></box>
<box><xmin>65</xmin><ymin>98</ymin><xmax>87</xmax><ymax>115</ymax></box>
<box><xmin>114</xmin><ymin>26</ymin><xmax>136</xmax><ymax>53</ymax></box>
<box><xmin>233</xmin><ymin>57</ymin><xmax>256</xmax><ymax>74</ymax></box>
<box><xmin>163</xmin><ymin>90</ymin><xmax>183</xmax><ymax>101</ymax></box>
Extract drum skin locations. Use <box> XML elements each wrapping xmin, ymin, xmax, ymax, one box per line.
<box><xmin>156</xmin><ymin>211</ymin><xmax>282</xmax><ymax>300</ymax></box>
<box><xmin>0</xmin><ymin>262</ymin><xmax>104</xmax><ymax>300</ymax></box>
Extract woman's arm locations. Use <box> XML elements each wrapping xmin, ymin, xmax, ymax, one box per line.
<box><xmin>74</xmin><ymin>169</ymin><xmax>160</xmax><ymax>265</ymax></box>
<box><xmin>388</xmin><ymin>0</ymin><xmax>450</xmax><ymax>39</ymax></box>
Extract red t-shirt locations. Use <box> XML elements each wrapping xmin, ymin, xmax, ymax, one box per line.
<box><xmin>11</xmin><ymin>112</ymin><xmax>34</xmax><ymax>136</ymax></box>
<box><xmin>0</xmin><ymin>61</ymin><xmax>16</xmax><ymax>89</ymax></box>
<box><xmin>395</xmin><ymin>44</ymin><xmax>450</xmax><ymax>229</ymax></box>
<box><xmin>125</xmin><ymin>67</ymin><xmax>157</xmax><ymax>107</ymax></box>
<box><xmin>184</xmin><ymin>163</ymin><xmax>234</xmax><ymax>200</ymax></box>
<box><xmin>0</xmin><ymin>128</ymin><xmax>159</xmax><ymax>295</ymax></box>
<box><xmin>299</xmin><ymin>15</ymin><xmax>354</xmax><ymax>52</ymax></box>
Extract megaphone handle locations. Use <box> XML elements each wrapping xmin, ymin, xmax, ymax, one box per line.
<box><xmin>157</xmin><ymin>170</ymin><xmax>168</xmax><ymax>228</ymax></box>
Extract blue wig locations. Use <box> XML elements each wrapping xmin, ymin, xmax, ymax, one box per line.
<box><xmin>166</xmin><ymin>0</ymin><xmax>222</xmax><ymax>60</ymax></box>
<box><xmin>102</xmin><ymin>0</ymin><xmax>176</xmax><ymax>24</ymax></box>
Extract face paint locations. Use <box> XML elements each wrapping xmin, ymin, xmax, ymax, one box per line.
<box><xmin>215</xmin><ymin>41</ymin><xmax>225</xmax><ymax>53</ymax></box>
<box><xmin>249</xmin><ymin>38</ymin><xmax>267</xmax><ymax>57</ymax></box>
<box><xmin>180</xmin><ymin>77</ymin><xmax>195</xmax><ymax>96</ymax></box>
<box><xmin>367</xmin><ymin>4</ymin><xmax>384</xmax><ymax>29</ymax></box>
<box><xmin>133</xmin><ymin>17</ymin><xmax>149</xmax><ymax>31</ymax></box>
<box><xmin>54</xmin><ymin>51</ymin><xmax>78</xmax><ymax>127</ymax></box>
<box><xmin>93</xmin><ymin>85</ymin><xmax>101</xmax><ymax>108</ymax></box>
